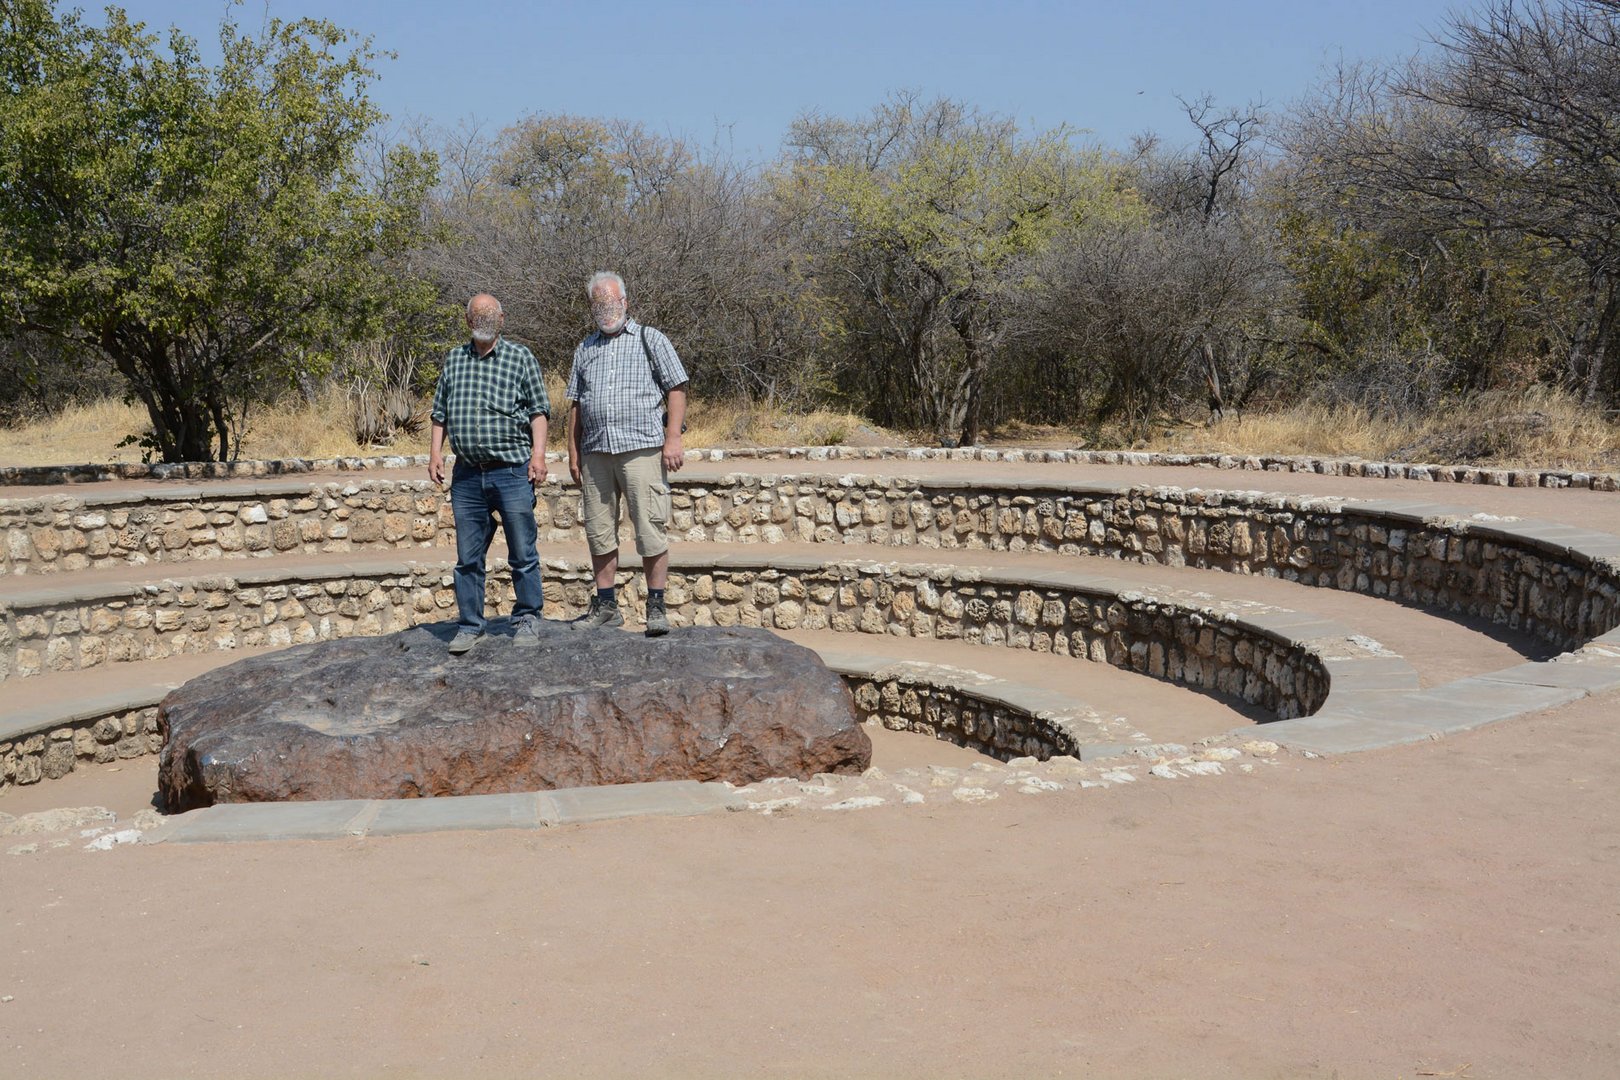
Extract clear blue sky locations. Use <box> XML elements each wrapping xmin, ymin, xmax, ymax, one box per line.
<box><xmin>99</xmin><ymin>0</ymin><xmax>1463</xmax><ymax>161</ymax></box>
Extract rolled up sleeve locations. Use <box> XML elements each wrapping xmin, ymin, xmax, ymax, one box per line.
<box><xmin>649</xmin><ymin>329</ymin><xmax>689</xmax><ymax>390</ymax></box>
<box><xmin>520</xmin><ymin>354</ymin><xmax>550</xmax><ymax>419</ymax></box>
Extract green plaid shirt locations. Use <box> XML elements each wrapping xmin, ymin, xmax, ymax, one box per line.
<box><xmin>430</xmin><ymin>338</ymin><xmax>551</xmax><ymax>465</ymax></box>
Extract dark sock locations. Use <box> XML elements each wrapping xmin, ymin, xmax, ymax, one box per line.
<box><xmin>598</xmin><ymin>586</ymin><xmax>617</xmax><ymax>606</ymax></box>
<box><xmin>649</xmin><ymin>588</ymin><xmax>665</xmax><ymax>605</ymax></box>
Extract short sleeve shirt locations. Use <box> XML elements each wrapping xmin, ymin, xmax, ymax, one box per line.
<box><xmin>566</xmin><ymin>319</ymin><xmax>690</xmax><ymax>455</ymax></box>
<box><xmin>430</xmin><ymin>338</ymin><xmax>550</xmax><ymax>465</ymax></box>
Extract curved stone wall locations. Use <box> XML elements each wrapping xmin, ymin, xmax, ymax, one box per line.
<box><xmin>9</xmin><ymin>473</ymin><xmax>1620</xmax><ymax>651</ymax></box>
<box><xmin>7</xmin><ymin>459</ymin><xmax>1618</xmax><ymax>796</ymax></box>
<box><xmin>841</xmin><ymin>669</ymin><xmax>1108</xmax><ymax>761</ymax></box>
<box><xmin>4</xmin><ymin>445</ymin><xmax>1617</xmax><ymax>490</ymax></box>
<box><xmin>0</xmin><ymin>554</ymin><xmax>1342</xmax><ymax>713</ymax></box>
<box><xmin>2</xmin><ymin>705</ymin><xmax>159</xmax><ymax>787</ymax></box>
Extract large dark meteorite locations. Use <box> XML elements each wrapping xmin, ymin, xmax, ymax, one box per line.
<box><xmin>157</xmin><ymin>622</ymin><xmax>869</xmax><ymax>811</ymax></box>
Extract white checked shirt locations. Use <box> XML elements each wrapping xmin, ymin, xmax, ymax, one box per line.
<box><xmin>566</xmin><ymin>318</ymin><xmax>690</xmax><ymax>455</ymax></box>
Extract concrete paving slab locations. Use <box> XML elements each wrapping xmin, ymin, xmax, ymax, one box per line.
<box><xmin>1474</xmin><ymin>661</ymin><xmax>1620</xmax><ymax>693</ymax></box>
<box><xmin>812</xmin><ymin>650</ymin><xmax>884</xmax><ymax>675</ymax></box>
<box><xmin>1241</xmin><ymin>611</ymin><xmax>1348</xmax><ymax>639</ymax></box>
<box><xmin>366</xmin><ymin>792</ymin><xmax>544</xmax><ymax>837</ymax></box>
<box><xmin>538</xmin><ymin>780</ymin><xmax>740</xmax><ymax>825</ymax></box>
<box><xmin>1259</xmin><ymin>712</ymin><xmax>1445</xmax><ymax>755</ymax></box>
<box><xmin>1350</xmin><ymin>501</ymin><xmax>1462</xmax><ymax>525</ymax></box>
<box><xmin>1409</xmin><ymin>677</ymin><xmax>1586</xmax><ymax>732</ymax></box>
<box><xmin>1324</xmin><ymin>679</ymin><xmax>1586</xmax><ymax>734</ymax></box>
<box><xmin>994</xmin><ymin>685</ymin><xmax>1095</xmax><ymax>718</ymax></box>
<box><xmin>1263</xmin><ymin>668</ymin><xmax>1593</xmax><ymax>753</ymax></box>
<box><xmin>148</xmin><ymin>799</ymin><xmax>373</xmax><ymax>844</ymax></box>
<box><xmin>1319</xmin><ymin>655</ymin><xmax>1424</xmax><ymax>692</ymax></box>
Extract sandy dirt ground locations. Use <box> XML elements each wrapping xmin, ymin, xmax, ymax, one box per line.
<box><xmin>3</xmin><ymin>457</ymin><xmax>1617</xmax><ymax>1078</ymax></box>
<box><xmin>3</xmin><ymin>692</ymin><xmax>1617</xmax><ymax>1080</ymax></box>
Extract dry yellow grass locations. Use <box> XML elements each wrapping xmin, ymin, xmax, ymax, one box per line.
<box><xmin>0</xmin><ymin>399</ymin><xmax>154</xmax><ymax>467</ymax></box>
<box><xmin>1147</xmin><ymin>388</ymin><xmax>1620</xmax><ymax>470</ymax></box>
<box><xmin>0</xmin><ymin>385</ymin><xmax>898</xmax><ymax>467</ymax></box>
<box><xmin>4</xmin><ymin>384</ymin><xmax>1615</xmax><ymax>470</ymax></box>
<box><xmin>0</xmin><ymin>391</ymin><xmax>395</xmax><ymax>467</ymax></box>
<box><xmin>239</xmin><ymin>385</ymin><xmax>391</xmax><ymax>461</ymax></box>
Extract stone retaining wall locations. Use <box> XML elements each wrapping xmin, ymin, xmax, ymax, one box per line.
<box><xmin>0</xmin><ymin>558</ymin><xmax>1331</xmax><ymax>716</ymax></box>
<box><xmin>0</xmin><ymin>481</ymin><xmax>578</xmax><ymax>575</ymax></box>
<box><xmin>11</xmin><ymin>474</ymin><xmax>1612</xmax><ymax>651</ymax></box>
<box><xmin>1</xmin><ymin>705</ymin><xmax>158</xmax><ymax>790</ymax></box>
<box><xmin>680</xmin><ymin>478</ymin><xmax>1620</xmax><ymax>651</ymax></box>
<box><xmin>846</xmin><ymin>674</ymin><xmax>1086</xmax><ymax>761</ymax></box>
<box><xmin>4</xmin><ymin>446</ymin><xmax>1617</xmax><ymax>490</ymax></box>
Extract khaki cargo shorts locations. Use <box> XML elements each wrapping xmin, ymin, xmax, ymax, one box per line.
<box><xmin>580</xmin><ymin>447</ymin><xmax>671</xmax><ymax>558</ymax></box>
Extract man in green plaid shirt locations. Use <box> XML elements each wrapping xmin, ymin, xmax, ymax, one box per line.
<box><xmin>429</xmin><ymin>293</ymin><xmax>551</xmax><ymax>654</ymax></box>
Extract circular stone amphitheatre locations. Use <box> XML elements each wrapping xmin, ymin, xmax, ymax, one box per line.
<box><xmin>3</xmin><ymin>445</ymin><xmax>1620</xmax><ymax>839</ymax></box>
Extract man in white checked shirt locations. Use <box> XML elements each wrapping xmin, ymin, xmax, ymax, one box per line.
<box><xmin>565</xmin><ymin>271</ymin><xmax>689</xmax><ymax>636</ymax></box>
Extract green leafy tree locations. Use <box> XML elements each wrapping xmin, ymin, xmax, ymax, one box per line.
<box><xmin>781</xmin><ymin>94</ymin><xmax>1143</xmax><ymax>445</ymax></box>
<box><xmin>0</xmin><ymin>2</ymin><xmax>439</xmax><ymax>461</ymax></box>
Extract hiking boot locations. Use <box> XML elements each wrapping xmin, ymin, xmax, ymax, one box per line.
<box><xmin>512</xmin><ymin>614</ymin><xmax>541</xmax><ymax>648</ymax></box>
<box><xmin>644</xmin><ymin>597</ymin><xmax>670</xmax><ymax>638</ymax></box>
<box><xmin>447</xmin><ymin>629</ymin><xmax>482</xmax><ymax>655</ymax></box>
<box><xmin>571</xmin><ymin>595</ymin><xmax>624</xmax><ymax>630</ymax></box>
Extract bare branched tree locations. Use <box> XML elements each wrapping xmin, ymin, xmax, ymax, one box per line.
<box><xmin>1289</xmin><ymin>1</ymin><xmax>1620</xmax><ymax>402</ymax></box>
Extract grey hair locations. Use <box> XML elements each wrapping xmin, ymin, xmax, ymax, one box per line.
<box><xmin>586</xmin><ymin>271</ymin><xmax>626</xmax><ymax>301</ymax></box>
<box><xmin>465</xmin><ymin>294</ymin><xmax>503</xmax><ymax>319</ymax></box>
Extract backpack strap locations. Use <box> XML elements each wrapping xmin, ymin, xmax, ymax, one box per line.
<box><xmin>640</xmin><ymin>324</ymin><xmax>665</xmax><ymax>391</ymax></box>
<box><xmin>639</xmin><ymin>325</ymin><xmax>687</xmax><ymax>434</ymax></box>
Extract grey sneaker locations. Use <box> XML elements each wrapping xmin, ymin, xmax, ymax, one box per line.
<box><xmin>447</xmin><ymin>629</ymin><xmax>481</xmax><ymax>655</ymax></box>
<box><xmin>571</xmin><ymin>595</ymin><xmax>624</xmax><ymax>630</ymax></box>
<box><xmin>512</xmin><ymin>614</ymin><xmax>541</xmax><ymax>648</ymax></box>
<box><xmin>644</xmin><ymin>597</ymin><xmax>670</xmax><ymax>638</ymax></box>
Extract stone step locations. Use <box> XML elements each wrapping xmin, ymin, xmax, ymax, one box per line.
<box><xmin>8</xmin><ymin>464</ymin><xmax>1617</xmax><ymax>662</ymax></box>
<box><xmin>142</xmin><ymin>780</ymin><xmax>742</xmax><ymax>844</ymax></box>
<box><xmin>0</xmin><ymin>537</ymin><xmax>1539</xmax><ymax>691</ymax></box>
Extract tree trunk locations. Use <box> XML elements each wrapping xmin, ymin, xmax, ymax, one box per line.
<box><xmin>1201</xmin><ymin>339</ymin><xmax>1224</xmax><ymax>422</ymax></box>
<box><xmin>107</xmin><ymin>338</ymin><xmax>226</xmax><ymax>463</ymax></box>
<box><xmin>1573</xmin><ymin>273</ymin><xmax>1619</xmax><ymax>406</ymax></box>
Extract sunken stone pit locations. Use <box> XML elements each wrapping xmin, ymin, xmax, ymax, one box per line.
<box><xmin>156</xmin><ymin>622</ymin><xmax>869</xmax><ymax>811</ymax></box>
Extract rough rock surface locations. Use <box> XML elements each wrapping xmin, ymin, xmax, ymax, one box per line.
<box><xmin>157</xmin><ymin>623</ymin><xmax>869</xmax><ymax>811</ymax></box>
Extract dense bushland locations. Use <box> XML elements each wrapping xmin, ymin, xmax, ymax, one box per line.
<box><xmin>4</xmin><ymin>0</ymin><xmax>1619</xmax><ymax>460</ymax></box>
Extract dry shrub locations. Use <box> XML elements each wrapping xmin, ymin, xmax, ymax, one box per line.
<box><xmin>343</xmin><ymin>341</ymin><xmax>424</xmax><ymax>448</ymax></box>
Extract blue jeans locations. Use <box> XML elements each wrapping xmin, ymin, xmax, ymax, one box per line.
<box><xmin>449</xmin><ymin>461</ymin><xmax>543</xmax><ymax>633</ymax></box>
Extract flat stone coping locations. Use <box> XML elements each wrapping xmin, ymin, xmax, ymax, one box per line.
<box><xmin>6</xmin><ymin>495</ymin><xmax>1619</xmax><ymax>772</ymax></box>
<box><xmin>1262</xmin><ymin>640</ymin><xmax>1620</xmax><ymax>754</ymax></box>
<box><xmin>0</xmin><ymin>543</ymin><xmax>1410</xmax><ymax>698</ymax></box>
<box><xmin>143</xmin><ymin>780</ymin><xmax>742</xmax><ymax>844</ymax></box>
<box><xmin>4</xmin><ymin>445</ymin><xmax>1618</xmax><ymax>491</ymax></box>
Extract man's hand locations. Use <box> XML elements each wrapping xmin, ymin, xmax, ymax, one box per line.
<box><xmin>528</xmin><ymin>453</ymin><xmax>548</xmax><ymax>485</ymax></box>
<box><xmin>568</xmin><ymin>457</ymin><xmax>582</xmax><ymax>486</ymax></box>
<box><xmin>429</xmin><ymin>453</ymin><xmax>445</xmax><ymax>486</ymax></box>
<box><xmin>663</xmin><ymin>434</ymin><xmax>685</xmax><ymax>473</ymax></box>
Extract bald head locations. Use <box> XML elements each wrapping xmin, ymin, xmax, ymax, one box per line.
<box><xmin>466</xmin><ymin>293</ymin><xmax>504</xmax><ymax>348</ymax></box>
